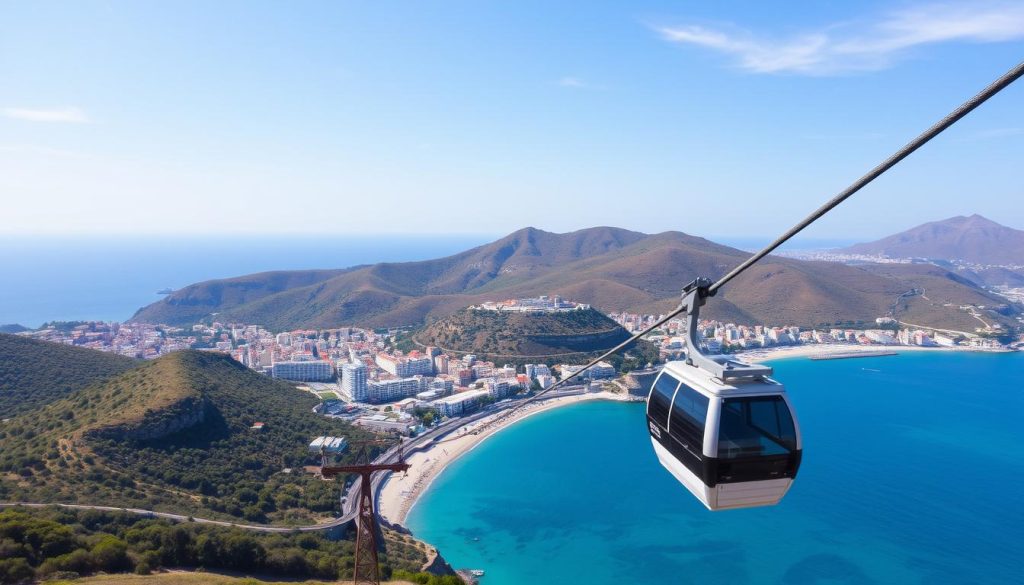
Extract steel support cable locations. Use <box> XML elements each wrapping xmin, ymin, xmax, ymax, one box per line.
<box><xmin>434</xmin><ymin>60</ymin><xmax>1024</xmax><ymax>441</ymax></box>
<box><xmin>709</xmin><ymin>60</ymin><xmax>1024</xmax><ymax>295</ymax></box>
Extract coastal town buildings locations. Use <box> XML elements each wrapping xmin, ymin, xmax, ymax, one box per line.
<box><xmin>13</xmin><ymin>299</ymin><xmax>1017</xmax><ymax>428</ymax></box>
<box><xmin>606</xmin><ymin>310</ymin><xmax>993</xmax><ymax>358</ymax></box>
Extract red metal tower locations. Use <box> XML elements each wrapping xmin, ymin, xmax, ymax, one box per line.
<box><xmin>321</xmin><ymin>443</ymin><xmax>410</xmax><ymax>585</ymax></box>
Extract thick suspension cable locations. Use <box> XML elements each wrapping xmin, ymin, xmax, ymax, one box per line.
<box><xmin>710</xmin><ymin>60</ymin><xmax>1024</xmax><ymax>295</ymax></box>
<box><xmin>447</xmin><ymin>60</ymin><xmax>1024</xmax><ymax>436</ymax></box>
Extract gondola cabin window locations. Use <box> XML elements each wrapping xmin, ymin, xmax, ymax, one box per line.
<box><xmin>718</xmin><ymin>396</ymin><xmax>797</xmax><ymax>458</ymax></box>
<box><xmin>648</xmin><ymin>373</ymin><xmax>679</xmax><ymax>427</ymax></box>
<box><xmin>668</xmin><ymin>382</ymin><xmax>708</xmax><ymax>454</ymax></box>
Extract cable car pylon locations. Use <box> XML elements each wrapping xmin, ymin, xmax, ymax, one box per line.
<box><xmin>321</xmin><ymin>441</ymin><xmax>410</xmax><ymax>585</ymax></box>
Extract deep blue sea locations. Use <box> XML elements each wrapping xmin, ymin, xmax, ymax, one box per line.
<box><xmin>0</xmin><ymin>236</ymin><xmax>490</xmax><ymax>328</ymax></box>
<box><xmin>407</xmin><ymin>352</ymin><xmax>1024</xmax><ymax>585</ymax></box>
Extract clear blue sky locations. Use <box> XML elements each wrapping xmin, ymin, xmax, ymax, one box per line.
<box><xmin>2</xmin><ymin>1</ymin><xmax>1022</xmax><ymax>239</ymax></box>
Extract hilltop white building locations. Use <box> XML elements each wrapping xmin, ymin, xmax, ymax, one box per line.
<box><xmin>474</xmin><ymin>295</ymin><xmax>590</xmax><ymax>313</ymax></box>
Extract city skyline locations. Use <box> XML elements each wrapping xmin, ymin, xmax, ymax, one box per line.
<box><xmin>2</xmin><ymin>1</ymin><xmax>1023</xmax><ymax>238</ymax></box>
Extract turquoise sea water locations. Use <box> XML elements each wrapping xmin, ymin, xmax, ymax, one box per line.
<box><xmin>407</xmin><ymin>352</ymin><xmax>1024</xmax><ymax>585</ymax></box>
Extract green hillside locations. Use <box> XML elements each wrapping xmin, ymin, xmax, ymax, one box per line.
<box><xmin>413</xmin><ymin>307</ymin><xmax>631</xmax><ymax>362</ymax></box>
<box><xmin>0</xmin><ymin>351</ymin><xmax>376</xmax><ymax>524</ymax></box>
<box><xmin>0</xmin><ymin>334</ymin><xmax>138</xmax><ymax>419</ymax></box>
<box><xmin>0</xmin><ymin>507</ymin><xmax>441</xmax><ymax>584</ymax></box>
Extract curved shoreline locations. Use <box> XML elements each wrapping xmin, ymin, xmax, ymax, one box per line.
<box><xmin>378</xmin><ymin>391</ymin><xmax>637</xmax><ymax>526</ymax></box>
<box><xmin>738</xmin><ymin>343</ymin><xmax>1001</xmax><ymax>363</ymax></box>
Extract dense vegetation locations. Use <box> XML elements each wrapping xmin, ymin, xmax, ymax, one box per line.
<box><xmin>0</xmin><ymin>351</ymin><xmax>378</xmax><ymax>524</ymax></box>
<box><xmin>0</xmin><ymin>507</ymin><xmax>440</xmax><ymax>584</ymax></box>
<box><xmin>603</xmin><ymin>339</ymin><xmax>661</xmax><ymax>373</ymax></box>
<box><xmin>0</xmin><ymin>333</ymin><xmax>137</xmax><ymax>418</ymax></box>
<box><xmin>413</xmin><ymin>307</ymin><xmax>631</xmax><ymax>365</ymax></box>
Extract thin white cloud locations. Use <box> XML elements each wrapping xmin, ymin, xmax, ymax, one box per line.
<box><xmin>972</xmin><ymin>127</ymin><xmax>1024</xmax><ymax>139</ymax></box>
<box><xmin>557</xmin><ymin>76</ymin><xmax>605</xmax><ymax>90</ymax></box>
<box><xmin>802</xmin><ymin>131</ymin><xmax>886</xmax><ymax>141</ymax></box>
<box><xmin>656</xmin><ymin>2</ymin><xmax>1024</xmax><ymax>75</ymax></box>
<box><xmin>3</xmin><ymin>106</ymin><xmax>92</xmax><ymax>123</ymax></box>
<box><xmin>0</xmin><ymin>144</ymin><xmax>92</xmax><ymax>158</ymax></box>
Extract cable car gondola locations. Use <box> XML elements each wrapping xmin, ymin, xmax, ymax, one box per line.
<box><xmin>646</xmin><ymin>278</ymin><xmax>801</xmax><ymax>510</ymax></box>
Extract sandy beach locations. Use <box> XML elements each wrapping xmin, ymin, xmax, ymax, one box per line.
<box><xmin>378</xmin><ymin>391</ymin><xmax>636</xmax><ymax>525</ymax></box>
<box><xmin>736</xmin><ymin>342</ymin><xmax>986</xmax><ymax>363</ymax></box>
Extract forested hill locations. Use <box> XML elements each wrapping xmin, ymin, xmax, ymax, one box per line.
<box><xmin>133</xmin><ymin>226</ymin><xmax>1020</xmax><ymax>333</ymax></box>
<box><xmin>414</xmin><ymin>307</ymin><xmax>631</xmax><ymax>361</ymax></box>
<box><xmin>0</xmin><ymin>333</ymin><xmax>138</xmax><ymax>418</ymax></box>
<box><xmin>0</xmin><ymin>350</ymin><xmax>375</xmax><ymax>525</ymax></box>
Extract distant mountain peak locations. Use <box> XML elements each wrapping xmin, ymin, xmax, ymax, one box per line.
<box><xmin>840</xmin><ymin>215</ymin><xmax>1024</xmax><ymax>264</ymax></box>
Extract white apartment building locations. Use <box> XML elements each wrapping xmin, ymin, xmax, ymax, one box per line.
<box><xmin>272</xmin><ymin>360</ymin><xmax>333</xmax><ymax>382</ymax></box>
<box><xmin>589</xmin><ymin>361</ymin><xmax>616</xmax><ymax>379</ymax></box>
<box><xmin>432</xmin><ymin>389</ymin><xmax>490</xmax><ymax>417</ymax></box>
<box><xmin>560</xmin><ymin>361</ymin><xmax>615</xmax><ymax>381</ymax></box>
<box><xmin>376</xmin><ymin>353</ymin><xmax>434</xmax><ymax>377</ymax></box>
<box><xmin>340</xmin><ymin>361</ymin><xmax>369</xmax><ymax>402</ymax></box>
<box><xmin>526</xmin><ymin>364</ymin><xmax>551</xmax><ymax>379</ymax></box>
<box><xmin>367</xmin><ymin>376</ymin><xmax>428</xmax><ymax>404</ymax></box>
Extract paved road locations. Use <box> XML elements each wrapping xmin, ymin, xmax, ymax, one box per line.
<box><xmin>896</xmin><ymin>320</ymin><xmax>977</xmax><ymax>339</ymax></box>
<box><xmin>0</xmin><ymin>502</ymin><xmax>341</xmax><ymax>533</ymax></box>
<box><xmin>2</xmin><ymin>389</ymin><xmax>588</xmax><ymax>533</ymax></box>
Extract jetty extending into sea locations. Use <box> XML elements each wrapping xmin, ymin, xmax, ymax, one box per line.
<box><xmin>810</xmin><ymin>350</ymin><xmax>898</xmax><ymax>361</ymax></box>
